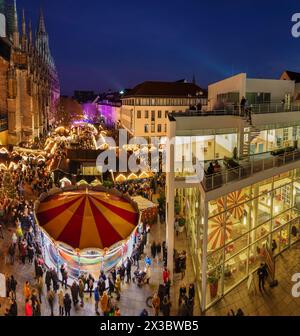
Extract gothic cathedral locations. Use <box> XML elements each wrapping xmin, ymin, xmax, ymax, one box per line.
<box><xmin>0</xmin><ymin>0</ymin><xmax>60</xmax><ymax>145</ymax></box>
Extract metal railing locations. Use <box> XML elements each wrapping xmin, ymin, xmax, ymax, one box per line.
<box><xmin>251</xmin><ymin>103</ymin><xmax>300</xmax><ymax>114</ymax></box>
<box><xmin>174</xmin><ymin>150</ymin><xmax>300</xmax><ymax>190</ymax></box>
<box><xmin>172</xmin><ymin>103</ymin><xmax>300</xmax><ymax>118</ymax></box>
<box><xmin>201</xmin><ymin>150</ymin><xmax>300</xmax><ymax>191</ymax></box>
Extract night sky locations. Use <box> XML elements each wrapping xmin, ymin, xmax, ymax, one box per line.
<box><xmin>17</xmin><ymin>0</ymin><xmax>300</xmax><ymax>95</ymax></box>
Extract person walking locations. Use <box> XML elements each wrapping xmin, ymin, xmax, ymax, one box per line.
<box><xmin>94</xmin><ymin>286</ymin><xmax>100</xmax><ymax>315</ymax></box>
<box><xmin>10</xmin><ymin>275</ymin><xmax>17</xmax><ymax>297</ymax></box>
<box><xmin>78</xmin><ymin>278</ymin><xmax>85</xmax><ymax>307</ymax></box>
<box><xmin>87</xmin><ymin>274</ymin><xmax>95</xmax><ymax>298</ymax></box>
<box><xmin>114</xmin><ymin>274</ymin><xmax>121</xmax><ymax>301</ymax></box>
<box><xmin>25</xmin><ymin>299</ymin><xmax>33</xmax><ymax>317</ymax></box>
<box><xmin>179</xmin><ymin>283</ymin><xmax>187</xmax><ymax>306</ymax></box>
<box><xmin>240</xmin><ymin>96</ymin><xmax>246</xmax><ymax>116</ymax></box>
<box><xmin>100</xmin><ymin>291</ymin><xmax>109</xmax><ymax>316</ymax></box>
<box><xmin>151</xmin><ymin>292</ymin><xmax>160</xmax><ymax>317</ymax></box>
<box><xmin>125</xmin><ymin>257</ymin><xmax>132</xmax><ymax>283</ymax></box>
<box><xmin>163</xmin><ymin>268</ymin><xmax>170</xmax><ymax>284</ymax></box>
<box><xmin>161</xmin><ymin>295</ymin><xmax>171</xmax><ymax>317</ymax></box>
<box><xmin>60</xmin><ymin>264</ymin><xmax>68</xmax><ymax>289</ymax></box>
<box><xmin>257</xmin><ymin>263</ymin><xmax>268</xmax><ymax>292</ymax></box>
<box><xmin>35</xmin><ymin>276</ymin><xmax>44</xmax><ymax>304</ymax></box>
<box><xmin>71</xmin><ymin>281</ymin><xmax>79</xmax><ymax>306</ymax></box>
<box><xmin>151</xmin><ymin>241</ymin><xmax>157</xmax><ymax>260</ymax></box>
<box><xmin>47</xmin><ymin>289</ymin><xmax>55</xmax><ymax>316</ymax></box>
<box><xmin>23</xmin><ymin>281</ymin><xmax>31</xmax><ymax>301</ymax></box>
<box><xmin>63</xmin><ymin>293</ymin><xmax>72</xmax><ymax>316</ymax></box>
<box><xmin>45</xmin><ymin>269</ymin><xmax>52</xmax><ymax>291</ymax></box>
<box><xmin>58</xmin><ymin>288</ymin><xmax>64</xmax><ymax>316</ymax></box>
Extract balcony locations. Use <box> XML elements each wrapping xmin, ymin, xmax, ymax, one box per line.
<box><xmin>172</xmin><ymin>102</ymin><xmax>300</xmax><ymax>118</ymax></box>
<box><xmin>202</xmin><ymin>150</ymin><xmax>300</xmax><ymax>191</ymax></box>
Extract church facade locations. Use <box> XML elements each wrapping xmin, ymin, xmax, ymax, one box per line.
<box><xmin>0</xmin><ymin>0</ymin><xmax>60</xmax><ymax>146</ymax></box>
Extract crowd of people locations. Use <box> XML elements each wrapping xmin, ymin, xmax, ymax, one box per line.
<box><xmin>0</xmin><ymin>125</ymin><xmax>196</xmax><ymax>317</ymax></box>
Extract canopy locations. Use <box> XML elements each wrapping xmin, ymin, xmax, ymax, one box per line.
<box><xmin>131</xmin><ymin>196</ymin><xmax>158</xmax><ymax>211</ymax></box>
<box><xmin>36</xmin><ymin>190</ymin><xmax>139</xmax><ymax>251</ymax></box>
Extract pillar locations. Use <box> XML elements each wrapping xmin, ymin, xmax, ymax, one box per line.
<box><xmin>166</xmin><ymin>118</ymin><xmax>176</xmax><ymax>280</ymax></box>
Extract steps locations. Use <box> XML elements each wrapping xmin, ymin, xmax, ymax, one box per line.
<box><xmin>242</xmin><ymin>124</ymin><xmax>261</xmax><ymax>157</ymax></box>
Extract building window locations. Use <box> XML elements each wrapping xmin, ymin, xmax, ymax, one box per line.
<box><xmin>137</xmin><ymin>111</ymin><xmax>141</xmax><ymax>119</ymax></box>
<box><xmin>165</xmin><ymin>111</ymin><xmax>169</xmax><ymax>118</ymax></box>
<box><xmin>151</xmin><ymin>123</ymin><xmax>155</xmax><ymax>133</ymax></box>
<box><xmin>144</xmin><ymin>124</ymin><xmax>149</xmax><ymax>133</ymax></box>
<box><xmin>145</xmin><ymin>111</ymin><xmax>149</xmax><ymax>118</ymax></box>
<box><xmin>158</xmin><ymin>111</ymin><xmax>162</xmax><ymax>118</ymax></box>
<box><xmin>283</xmin><ymin>128</ymin><xmax>289</xmax><ymax>142</ymax></box>
<box><xmin>157</xmin><ymin>124</ymin><xmax>162</xmax><ymax>133</ymax></box>
<box><xmin>165</xmin><ymin>124</ymin><xmax>167</xmax><ymax>133</ymax></box>
<box><xmin>151</xmin><ymin>111</ymin><xmax>155</xmax><ymax>122</ymax></box>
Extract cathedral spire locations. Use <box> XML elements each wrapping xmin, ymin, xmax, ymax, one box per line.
<box><xmin>21</xmin><ymin>8</ymin><xmax>27</xmax><ymax>51</ymax></box>
<box><xmin>12</xmin><ymin>0</ymin><xmax>19</xmax><ymax>47</ymax></box>
<box><xmin>29</xmin><ymin>19</ymin><xmax>32</xmax><ymax>48</ymax></box>
<box><xmin>21</xmin><ymin>8</ymin><xmax>25</xmax><ymax>35</ymax></box>
<box><xmin>37</xmin><ymin>8</ymin><xmax>46</xmax><ymax>34</ymax></box>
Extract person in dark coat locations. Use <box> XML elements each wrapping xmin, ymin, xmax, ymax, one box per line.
<box><xmin>151</xmin><ymin>241</ymin><xmax>157</xmax><ymax>260</ymax></box>
<box><xmin>188</xmin><ymin>283</ymin><xmax>195</xmax><ymax>302</ymax></box>
<box><xmin>9</xmin><ymin>299</ymin><xmax>18</xmax><ymax>316</ymax></box>
<box><xmin>51</xmin><ymin>269</ymin><xmax>59</xmax><ymax>292</ymax></box>
<box><xmin>87</xmin><ymin>274</ymin><xmax>95</xmax><ymax>298</ymax></box>
<box><xmin>64</xmin><ymin>293</ymin><xmax>72</xmax><ymax>316</ymax></box>
<box><xmin>257</xmin><ymin>263</ymin><xmax>268</xmax><ymax>292</ymax></box>
<box><xmin>27</xmin><ymin>244</ymin><xmax>34</xmax><ymax>264</ymax></box>
<box><xmin>60</xmin><ymin>265</ymin><xmax>68</xmax><ymax>290</ymax></box>
<box><xmin>161</xmin><ymin>295</ymin><xmax>171</xmax><ymax>317</ymax></box>
<box><xmin>45</xmin><ymin>270</ymin><xmax>52</xmax><ymax>291</ymax></box>
<box><xmin>10</xmin><ymin>275</ymin><xmax>17</xmax><ymax>295</ymax></box>
<box><xmin>70</xmin><ymin>281</ymin><xmax>79</xmax><ymax>306</ymax></box>
<box><xmin>125</xmin><ymin>258</ymin><xmax>132</xmax><ymax>283</ymax></box>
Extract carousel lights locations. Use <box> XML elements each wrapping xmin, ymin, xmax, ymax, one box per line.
<box><xmin>115</xmin><ymin>174</ymin><xmax>127</xmax><ymax>182</ymax></box>
<box><xmin>127</xmin><ymin>173</ymin><xmax>138</xmax><ymax>180</ymax></box>
<box><xmin>0</xmin><ymin>163</ymin><xmax>7</xmax><ymax>170</ymax></box>
<box><xmin>0</xmin><ymin>147</ymin><xmax>9</xmax><ymax>154</ymax></box>
<box><xmin>139</xmin><ymin>172</ymin><xmax>149</xmax><ymax>179</ymax></box>
<box><xmin>76</xmin><ymin>179</ymin><xmax>89</xmax><ymax>186</ymax></box>
<box><xmin>59</xmin><ymin>177</ymin><xmax>72</xmax><ymax>188</ymax></box>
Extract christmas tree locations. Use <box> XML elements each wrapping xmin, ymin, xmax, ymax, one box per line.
<box><xmin>0</xmin><ymin>171</ymin><xmax>17</xmax><ymax>200</ymax></box>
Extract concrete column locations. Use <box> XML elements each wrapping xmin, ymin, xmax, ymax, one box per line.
<box><xmin>201</xmin><ymin>198</ymin><xmax>208</xmax><ymax>312</ymax></box>
<box><xmin>166</xmin><ymin>117</ymin><xmax>176</xmax><ymax>280</ymax></box>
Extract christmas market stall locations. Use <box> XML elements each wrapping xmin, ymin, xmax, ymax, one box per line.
<box><xmin>131</xmin><ymin>196</ymin><xmax>158</xmax><ymax>225</ymax></box>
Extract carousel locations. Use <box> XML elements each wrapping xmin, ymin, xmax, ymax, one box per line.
<box><xmin>35</xmin><ymin>186</ymin><xmax>140</xmax><ymax>281</ymax></box>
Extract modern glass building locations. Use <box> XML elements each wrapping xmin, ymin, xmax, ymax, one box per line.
<box><xmin>166</xmin><ymin>97</ymin><xmax>300</xmax><ymax>311</ymax></box>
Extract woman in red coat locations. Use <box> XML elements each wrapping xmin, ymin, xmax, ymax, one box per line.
<box><xmin>163</xmin><ymin>268</ymin><xmax>170</xmax><ymax>284</ymax></box>
<box><xmin>25</xmin><ymin>299</ymin><xmax>33</xmax><ymax>316</ymax></box>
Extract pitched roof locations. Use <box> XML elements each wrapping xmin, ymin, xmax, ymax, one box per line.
<box><xmin>124</xmin><ymin>81</ymin><xmax>207</xmax><ymax>98</ymax></box>
<box><xmin>282</xmin><ymin>70</ymin><xmax>300</xmax><ymax>83</ymax></box>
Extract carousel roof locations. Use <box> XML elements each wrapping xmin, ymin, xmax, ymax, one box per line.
<box><xmin>36</xmin><ymin>189</ymin><xmax>139</xmax><ymax>251</ymax></box>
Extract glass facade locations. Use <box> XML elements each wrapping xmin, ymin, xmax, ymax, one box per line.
<box><xmin>174</xmin><ymin>132</ymin><xmax>238</xmax><ymax>176</ymax></box>
<box><xmin>248</xmin><ymin>126</ymin><xmax>299</xmax><ymax>155</ymax></box>
<box><xmin>177</xmin><ymin>168</ymin><xmax>300</xmax><ymax>310</ymax></box>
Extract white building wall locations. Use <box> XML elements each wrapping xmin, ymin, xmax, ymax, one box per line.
<box><xmin>246</xmin><ymin>78</ymin><xmax>295</xmax><ymax>103</ymax></box>
<box><xmin>208</xmin><ymin>73</ymin><xmax>246</xmax><ymax>110</ymax></box>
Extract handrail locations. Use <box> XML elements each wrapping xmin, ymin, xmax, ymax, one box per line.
<box><xmin>175</xmin><ymin>150</ymin><xmax>300</xmax><ymax>191</ymax></box>
<box><xmin>173</xmin><ymin>103</ymin><xmax>300</xmax><ymax>117</ymax></box>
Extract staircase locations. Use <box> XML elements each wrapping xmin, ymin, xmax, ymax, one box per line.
<box><xmin>242</xmin><ymin>125</ymin><xmax>261</xmax><ymax>157</ymax></box>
